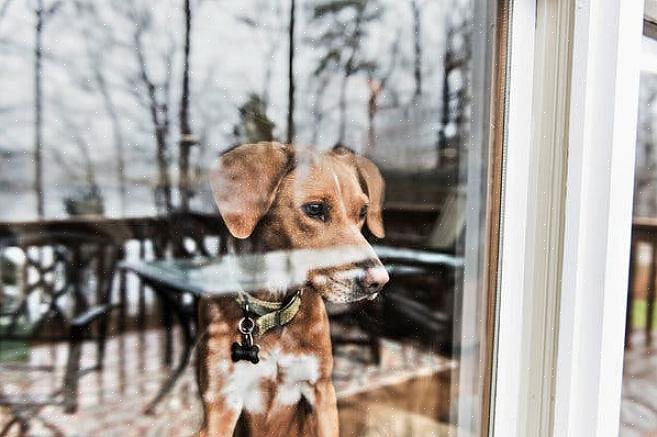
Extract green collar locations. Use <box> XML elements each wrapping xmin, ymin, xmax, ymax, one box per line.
<box><xmin>236</xmin><ymin>290</ymin><xmax>302</xmax><ymax>336</ymax></box>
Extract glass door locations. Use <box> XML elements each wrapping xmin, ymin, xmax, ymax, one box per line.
<box><xmin>0</xmin><ymin>0</ymin><xmax>509</xmax><ymax>435</ymax></box>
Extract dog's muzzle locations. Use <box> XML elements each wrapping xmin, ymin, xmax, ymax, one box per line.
<box><xmin>357</xmin><ymin>264</ymin><xmax>389</xmax><ymax>295</ymax></box>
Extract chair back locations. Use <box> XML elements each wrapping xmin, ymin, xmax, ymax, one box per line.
<box><xmin>0</xmin><ymin>231</ymin><xmax>120</xmax><ymax>342</ymax></box>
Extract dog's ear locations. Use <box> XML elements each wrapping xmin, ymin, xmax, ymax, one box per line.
<box><xmin>210</xmin><ymin>142</ymin><xmax>293</xmax><ymax>239</ymax></box>
<box><xmin>355</xmin><ymin>156</ymin><xmax>385</xmax><ymax>238</ymax></box>
<box><xmin>332</xmin><ymin>145</ymin><xmax>386</xmax><ymax>238</ymax></box>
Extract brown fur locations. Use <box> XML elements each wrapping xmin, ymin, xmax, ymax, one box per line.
<box><xmin>199</xmin><ymin>143</ymin><xmax>388</xmax><ymax>437</ymax></box>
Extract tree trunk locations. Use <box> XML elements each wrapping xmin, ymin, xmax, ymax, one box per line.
<box><xmin>34</xmin><ymin>1</ymin><xmax>44</xmax><ymax>218</ymax></box>
<box><xmin>155</xmin><ymin>125</ymin><xmax>173</xmax><ymax>214</ymax></box>
<box><xmin>261</xmin><ymin>44</ymin><xmax>277</xmax><ymax>111</ymax></box>
<box><xmin>286</xmin><ymin>0</ymin><xmax>295</xmax><ymax>144</ymax></box>
<box><xmin>107</xmin><ymin>101</ymin><xmax>126</xmax><ymax>215</ymax></box>
<box><xmin>337</xmin><ymin>72</ymin><xmax>349</xmax><ymax>145</ymax></box>
<box><xmin>311</xmin><ymin>75</ymin><xmax>330</xmax><ymax>144</ymax></box>
<box><xmin>366</xmin><ymin>36</ymin><xmax>400</xmax><ymax>156</ymax></box>
<box><xmin>93</xmin><ymin>67</ymin><xmax>126</xmax><ymax>215</ymax></box>
<box><xmin>75</xmin><ymin>1</ymin><xmax>126</xmax><ymax>214</ymax></box>
<box><xmin>437</xmin><ymin>49</ymin><xmax>451</xmax><ymax>168</ymax></box>
<box><xmin>178</xmin><ymin>0</ymin><xmax>194</xmax><ymax>212</ymax></box>
<box><xmin>134</xmin><ymin>27</ymin><xmax>173</xmax><ymax>214</ymax></box>
<box><xmin>366</xmin><ymin>79</ymin><xmax>379</xmax><ymax>155</ymax></box>
<box><xmin>411</xmin><ymin>0</ymin><xmax>422</xmax><ymax>100</ymax></box>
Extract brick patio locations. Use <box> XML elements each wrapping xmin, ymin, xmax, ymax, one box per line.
<box><xmin>0</xmin><ymin>328</ymin><xmax>459</xmax><ymax>436</ymax></box>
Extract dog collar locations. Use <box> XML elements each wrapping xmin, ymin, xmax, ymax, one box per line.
<box><xmin>236</xmin><ymin>290</ymin><xmax>303</xmax><ymax>336</ymax></box>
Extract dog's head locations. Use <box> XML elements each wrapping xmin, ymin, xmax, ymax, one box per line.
<box><xmin>210</xmin><ymin>142</ymin><xmax>389</xmax><ymax>303</ymax></box>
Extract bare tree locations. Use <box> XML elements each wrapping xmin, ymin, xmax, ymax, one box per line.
<box><xmin>177</xmin><ymin>0</ymin><xmax>196</xmax><ymax>212</ymax></box>
<box><xmin>234</xmin><ymin>0</ymin><xmax>285</xmax><ymax>111</ymax></box>
<box><xmin>310</xmin><ymin>73</ymin><xmax>331</xmax><ymax>143</ymax></box>
<box><xmin>410</xmin><ymin>0</ymin><xmax>426</xmax><ymax>100</ymax></box>
<box><xmin>34</xmin><ymin>1</ymin><xmax>44</xmax><ymax>217</ymax></box>
<box><xmin>190</xmin><ymin>65</ymin><xmax>225</xmax><ymax>195</ymax></box>
<box><xmin>91</xmin><ymin>60</ymin><xmax>127</xmax><ymax>214</ymax></box>
<box><xmin>286</xmin><ymin>0</ymin><xmax>296</xmax><ymax>144</ymax></box>
<box><xmin>32</xmin><ymin>0</ymin><xmax>62</xmax><ymax>218</ymax></box>
<box><xmin>365</xmin><ymin>31</ymin><xmax>401</xmax><ymax>154</ymax></box>
<box><xmin>436</xmin><ymin>9</ymin><xmax>471</xmax><ymax>168</ymax></box>
<box><xmin>119</xmin><ymin>2</ymin><xmax>175</xmax><ymax>214</ymax></box>
<box><xmin>74</xmin><ymin>1</ymin><xmax>128</xmax><ymax>214</ymax></box>
<box><xmin>50</xmin><ymin>99</ymin><xmax>98</xmax><ymax>191</ymax></box>
<box><xmin>312</xmin><ymin>0</ymin><xmax>382</xmax><ymax>144</ymax></box>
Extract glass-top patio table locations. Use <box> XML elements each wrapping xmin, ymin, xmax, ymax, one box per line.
<box><xmin>118</xmin><ymin>245</ymin><xmax>464</xmax><ymax>414</ymax></box>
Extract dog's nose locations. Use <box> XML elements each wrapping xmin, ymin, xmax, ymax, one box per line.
<box><xmin>359</xmin><ymin>266</ymin><xmax>390</xmax><ymax>293</ymax></box>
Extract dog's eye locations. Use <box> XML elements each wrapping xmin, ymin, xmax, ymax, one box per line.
<box><xmin>303</xmin><ymin>202</ymin><xmax>328</xmax><ymax>221</ymax></box>
<box><xmin>359</xmin><ymin>205</ymin><xmax>369</xmax><ymax>221</ymax></box>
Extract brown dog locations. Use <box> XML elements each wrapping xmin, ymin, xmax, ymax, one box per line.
<box><xmin>198</xmin><ymin>142</ymin><xmax>389</xmax><ymax>437</ymax></box>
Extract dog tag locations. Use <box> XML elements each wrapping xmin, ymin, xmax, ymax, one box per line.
<box><xmin>231</xmin><ymin>316</ymin><xmax>260</xmax><ymax>364</ymax></box>
<box><xmin>231</xmin><ymin>341</ymin><xmax>259</xmax><ymax>364</ymax></box>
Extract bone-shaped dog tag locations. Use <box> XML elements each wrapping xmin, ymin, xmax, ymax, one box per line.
<box><xmin>231</xmin><ymin>341</ymin><xmax>259</xmax><ymax>364</ymax></box>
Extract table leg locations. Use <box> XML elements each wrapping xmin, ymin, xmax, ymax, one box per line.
<box><xmin>161</xmin><ymin>298</ymin><xmax>174</xmax><ymax>367</ymax></box>
<box><xmin>138</xmin><ymin>241</ymin><xmax>147</xmax><ymax>331</ymax></box>
<box><xmin>144</xmin><ymin>287</ymin><xmax>196</xmax><ymax>415</ymax></box>
<box><xmin>118</xmin><ymin>268</ymin><xmax>127</xmax><ymax>333</ymax></box>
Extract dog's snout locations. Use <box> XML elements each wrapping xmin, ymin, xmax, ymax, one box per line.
<box><xmin>359</xmin><ymin>266</ymin><xmax>389</xmax><ymax>293</ymax></box>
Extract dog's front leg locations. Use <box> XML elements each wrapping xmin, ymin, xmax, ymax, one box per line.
<box><xmin>314</xmin><ymin>378</ymin><xmax>340</xmax><ymax>437</ymax></box>
<box><xmin>199</xmin><ymin>401</ymin><xmax>240</xmax><ymax>437</ymax></box>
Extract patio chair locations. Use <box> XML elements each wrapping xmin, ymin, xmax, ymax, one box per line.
<box><xmin>328</xmin><ymin>192</ymin><xmax>466</xmax><ymax>362</ymax></box>
<box><xmin>377</xmin><ymin>191</ymin><xmax>466</xmax><ymax>355</ymax></box>
<box><xmin>0</xmin><ymin>231</ymin><xmax>121</xmax><ymax>433</ymax></box>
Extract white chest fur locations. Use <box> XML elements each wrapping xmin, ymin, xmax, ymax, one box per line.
<box><xmin>218</xmin><ymin>350</ymin><xmax>320</xmax><ymax>414</ymax></box>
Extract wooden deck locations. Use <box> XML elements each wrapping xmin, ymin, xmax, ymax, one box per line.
<box><xmin>5</xmin><ymin>325</ymin><xmax>655</xmax><ymax>436</ymax></box>
<box><xmin>0</xmin><ymin>328</ymin><xmax>459</xmax><ymax>436</ymax></box>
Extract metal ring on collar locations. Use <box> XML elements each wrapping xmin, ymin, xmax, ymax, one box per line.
<box><xmin>238</xmin><ymin>317</ymin><xmax>256</xmax><ymax>335</ymax></box>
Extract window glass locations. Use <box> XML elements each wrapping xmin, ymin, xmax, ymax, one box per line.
<box><xmin>622</xmin><ymin>32</ymin><xmax>657</xmax><ymax>437</ymax></box>
<box><xmin>0</xmin><ymin>1</ymin><xmax>501</xmax><ymax>435</ymax></box>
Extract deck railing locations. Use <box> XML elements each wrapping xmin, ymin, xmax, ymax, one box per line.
<box><xmin>0</xmin><ymin>213</ymin><xmax>228</xmax><ymax>334</ymax></box>
<box><xmin>0</xmin><ymin>206</ymin><xmax>443</xmax><ymax>335</ymax></box>
<box><xmin>627</xmin><ymin>218</ymin><xmax>657</xmax><ymax>348</ymax></box>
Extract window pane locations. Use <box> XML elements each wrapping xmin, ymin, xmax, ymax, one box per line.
<box><xmin>0</xmin><ymin>1</ymin><xmax>502</xmax><ymax>435</ymax></box>
<box><xmin>622</xmin><ymin>31</ymin><xmax>657</xmax><ymax>437</ymax></box>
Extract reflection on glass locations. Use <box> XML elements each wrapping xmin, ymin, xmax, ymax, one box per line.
<box><xmin>622</xmin><ymin>35</ymin><xmax>657</xmax><ymax>437</ymax></box>
<box><xmin>0</xmin><ymin>0</ymin><xmax>496</xmax><ymax>435</ymax></box>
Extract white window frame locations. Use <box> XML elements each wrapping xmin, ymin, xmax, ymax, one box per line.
<box><xmin>491</xmin><ymin>0</ymin><xmax>644</xmax><ymax>436</ymax></box>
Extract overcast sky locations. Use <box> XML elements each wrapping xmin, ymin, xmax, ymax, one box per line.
<box><xmin>0</xmin><ymin>0</ymin><xmax>458</xmax><ymax>220</ymax></box>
